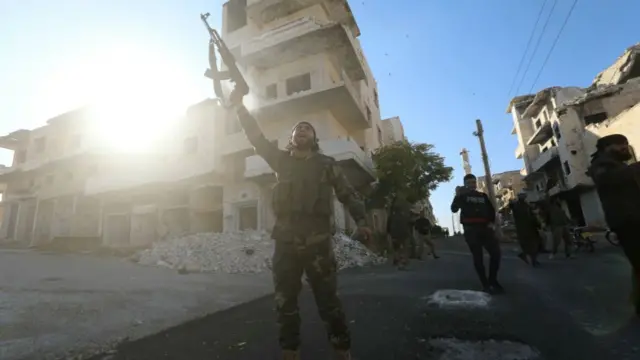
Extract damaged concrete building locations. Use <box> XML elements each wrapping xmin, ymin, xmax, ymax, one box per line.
<box><xmin>506</xmin><ymin>43</ymin><xmax>640</xmax><ymax>227</ymax></box>
<box><xmin>0</xmin><ymin>0</ymin><xmax>405</xmax><ymax>248</ymax></box>
<box><xmin>477</xmin><ymin>170</ymin><xmax>525</xmax><ymax>212</ymax></box>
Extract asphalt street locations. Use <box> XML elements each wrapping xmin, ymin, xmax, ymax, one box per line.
<box><xmin>88</xmin><ymin>237</ymin><xmax>639</xmax><ymax>360</ymax></box>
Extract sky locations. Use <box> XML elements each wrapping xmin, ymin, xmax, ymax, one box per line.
<box><xmin>1</xmin><ymin>0</ymin><xmax>639</xmax><ymax>231</ymax></box>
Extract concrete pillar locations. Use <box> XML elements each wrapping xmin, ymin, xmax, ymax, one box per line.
<box><xmin>29</xmin><ymin>199</ymin><xmax>40</xmax><ymax>246</ymax></box>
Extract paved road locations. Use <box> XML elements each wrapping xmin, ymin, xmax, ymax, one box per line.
<box><xmin>87</xmin><ymin>237</ymin><xmax>640</xmax><ymax>360</ymax></box>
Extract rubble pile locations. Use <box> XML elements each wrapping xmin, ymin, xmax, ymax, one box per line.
<box><xmin>136</xmin><ymin>230</ymin><xmax>385</xmax><ymax>274</ymax></box>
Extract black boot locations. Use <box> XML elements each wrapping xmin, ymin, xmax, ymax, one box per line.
<box><xmin>489</xmin><ymin>279</ymin><xmax>505</xmax><ymax>294</ymax></box>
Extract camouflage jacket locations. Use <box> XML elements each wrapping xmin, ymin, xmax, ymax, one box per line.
<box><xmin>235</xmin><ymin>105</ymin><xmax>366</xmax><ymax>242</ymax></box>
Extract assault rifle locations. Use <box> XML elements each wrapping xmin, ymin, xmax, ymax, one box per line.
<box><xmin>200</xmin><ymin>12</ymin><xmax>249</xmax><ymax>106</ymax></box>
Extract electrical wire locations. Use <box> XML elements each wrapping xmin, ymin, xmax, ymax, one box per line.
<box><xmin>514</xmin><ymin>0</ymin><xmax>559</xmax><ymax>95</ymax></box>
<box><xmin>507</xmin><ymin>0</ymin><xmax>549</xmax><ymax>98</ymax></box>
<box><xmin>528</xmin><ymin>0</ymin><xmax>580</xmax><ymax>93</ymax></box>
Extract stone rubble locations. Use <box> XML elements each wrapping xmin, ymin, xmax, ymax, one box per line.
<box><xmin>136</xmin><ymin>230</ymin><xmax>385</xmax><ymax>274</ymax></box>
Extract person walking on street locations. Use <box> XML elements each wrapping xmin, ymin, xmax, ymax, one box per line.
<box><xmin>230</xmin><ymin>89</ymin><xmax>371</xmax><ymax>360</ymax></box>
<box><xmin>587</xmin><ymin>134</ymin><xmax>640</xmax><ymax>317</ymax></box>
<box><xmin>414</xmin><ymin>210</ymin><xmax>439</xmax><ymax>259</ymax></box>
<box><xmin>387</xmin><ymin>195</ymin><xmax>414</xmax><ymax>270</ymax></box>
<box><xmin>451</xmin><ymin>174</ymin><xmax>504</xmax><ymax>294</ymax></box>
<box><xmin>509</xmin><ymin>192</ymin><xmax>542</xmax><ymax>267</ymax></box>
<box><xmin>544</xmin><ymin>198</ymin><xmax>573</xmax><ymax>259</ymax></box>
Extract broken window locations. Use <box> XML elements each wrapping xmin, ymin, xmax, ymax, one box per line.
<box><xmin>534</xmin><ymin>119</ymin><xmax>541</xmax><ymax>129</ymax></box>
<box><xmin>583</xmin><ymin>112</ymin><xmax>608</xmax><ymax>126</ymax></box>
<box><xmin>14</xmin><ymin>150</ymin><xmax>26</xmax><ymax>164</ymax></box>
<box><xmin>265</xmin><ymin>84</ymin><xmax>277</xmax><ymax>99</ymax></box>
<box><xmin>225</xmin><ymin>0</ymin><xmax>247</xmax><ymax>33</ymax></box>
<box><xmin>238</xmin><ymin>204</ymin><xmax>258</xmax><ymax>230</ymax></box>
<box><xmin>550</xmin><ymin>139</ymin><xmax>556</xmax><ymax>147</ymax></box>
<box><xmin>553</xmin><ymin>122</ymin><xmax>561</xmax><ymax>139</ymax></box>
<box><xmin>373</xmin><ymin>89</ymin><xmax>379</xmax><ymax>108</ymax></box>
<box><xmin>563</xmin><ymin>161</ymin><xmax>571</xmax><ymax>175</ymax></box>
<box><xmin>183</xmin><ymin>137</ymin><xmax>198</xmax><ymax>154</ymax></box>
<box><xmin>286</xmin><ymin>73</ymin><xmax>311</xmax><ymax>95</ymax></box>
<box><xmin>35</xmin><ymin>137</ymin><xmax>46</xmax><ymax>153</ymax></box>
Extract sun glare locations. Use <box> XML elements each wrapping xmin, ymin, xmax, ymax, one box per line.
<box><xmin>61</xmin><ymin>44</ymin><xmax>196</xmax><ymax>152</ymax></box>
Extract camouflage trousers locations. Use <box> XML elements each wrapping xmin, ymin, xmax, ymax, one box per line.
<box><xmin>272</xmin><ymin>237</ymin><xmax>350</xmax><ymax>351</ymax></box>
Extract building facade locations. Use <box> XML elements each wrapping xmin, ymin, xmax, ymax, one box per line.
<box><xmin>0</xmin><ymin>0</ymin><xmax>401</xmax><ymax>247</ymax></box>
<box><xmin>477</xmin><ymin>170</ymin><xmax>525</xmax><ymax>212</ymax></box>
<box><xmin>507</xmin><ymin>44</ymin><xmax>640</xmax><ymax>227</ymax></box>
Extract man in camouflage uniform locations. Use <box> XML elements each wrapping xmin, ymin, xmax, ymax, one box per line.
<box><xmin>387</xmin><ymin>195</ymin><xmax>413</xmax><ymax>270</ymax></box>
<box><xmin>230</xmin><ymin>91</ymin><xmax>372</xmax><ymax>360</ymax></box>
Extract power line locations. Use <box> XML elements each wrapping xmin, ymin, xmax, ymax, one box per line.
<box><xmin>507</xmin><ymin>0</ymin><xmax>549</xmax><ymax>98</ymax></box>
<box><xmin>514</xmin><ymin>0</ymin><xmax>559</xmax><ymax>95</ymax></box>
<box><xmin>529</xmin><ymin>0</ymin><xmax>580</xmax><ymax>92</ymax></box>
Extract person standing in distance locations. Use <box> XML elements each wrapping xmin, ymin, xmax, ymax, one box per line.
<box><xmin>229</xmin><ymin>89</ymin><xmax>372</xmax><ymax>360</ymax></box>
<box><xmin>451</xmin><ymin>174</ymin><xmax>504</xmax><ymax>294</ymax></box>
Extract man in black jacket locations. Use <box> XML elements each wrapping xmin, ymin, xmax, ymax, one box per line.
<box><xmin>451</xmin><ymin>174</ymin><xmax>503</xmax><ymax>293</ymax></box>
<box><xmin>588</xmin><ymin>134</ymin><xmax>640</xmax><ymax>316</ymax></box>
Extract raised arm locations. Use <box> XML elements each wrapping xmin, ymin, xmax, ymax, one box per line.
<box><xmin>235</xmin><ymin>105</ymin><xmax>283</xmax><ymax>170</ymax></box>
<box><xmin>328</xmin><ymin>162</ymin><xmax>367</xmax><ymax>226</ymax></box>
<box><xmin>450</xmin><ymin>195</ymin><xmax>462</xmax><ymax>213</ymax></box>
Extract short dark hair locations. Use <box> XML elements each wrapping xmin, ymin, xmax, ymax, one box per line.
<box><xmin>463</xmin><ymin>174</ymin><xmax>476</xmax><ymax>181</ymax></box>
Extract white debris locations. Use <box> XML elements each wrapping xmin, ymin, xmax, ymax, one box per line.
<box><xmin>429</xmin><ymin>338</ymin><xmax>540</xmax><ymax>360</ymax></box>
<box><xmin>427</xmin><ymin>290</ymin><xmax>492</xmax><ymax>308</ymax></box>
<box><xmin>136</xmin><ymin>230</ymin><xmax>385</xmax><ymax>274</ymax></box>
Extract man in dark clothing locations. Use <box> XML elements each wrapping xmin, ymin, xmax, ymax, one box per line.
<box><xmin>509</xmin><ymin>192</ymin><xmax>542</xmax><ymax>267</ymax></box>
<box><xmin>230</xmin><ymin>90</ymin><xmax>371</xmax><ymax>360</ymax></box>
<box><xmin>414</xmin><ymin>211</ymin><xmax>439</xmax><ymax>259</ymax></box>
<box><xmin>588</xmin><ymin>134</ymin><xmax>640</xmax><ymax>316</ymax></box>
<box><xmin>451</xmin><ymin>174</ymin><xmax>503</xmax><ymax>293</ymax></box>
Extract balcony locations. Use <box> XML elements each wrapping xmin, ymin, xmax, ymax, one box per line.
<box><xmin>527</xmin><ymin>121</ymin><xmax>553</xmax><ymax>146</ymax></box>
<box><xmin>244</xmin><ymin>138</ymin><xmax>375</xmax><ymax>186</ymax></box>
<box><xmin>247</xmin><ymin>0</ymin><xmax>323</xmax><ymax>24</ymax></box>
<box><xmin>256</xmin><ymin>70</ymin><xmax>369</xmax><ymax>131</ymax></box>
<box><xmin>529</xmin><ymin>147</ymin><xmax>559</xmax><ymax>173</ymax></box>
<box><xmin>84</xmin><ymin>153</ymin><xmax>223</xmax><ymax>196</ymax></box>
<box><xmin>241</xmin><ymin>17</ymin><xmax>366</xmax><ymax>81</ymax></box>
<box><xmin>514</xmin><ymin>144</ymin><xmax>524</xmax><ymax>159</ymax></box>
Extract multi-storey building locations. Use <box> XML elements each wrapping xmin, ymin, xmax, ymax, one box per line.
<box><xmin>0</xmin><ymin>0</ymin><xmax>400</xmax><ymax>247</ymax></box>
<box><xmin>506</xmin><ymin>44</ymin><xmax>640</xmax><ymax>227</ymax></box>
<box><xmin>477</xmin><ymin>170</ymin><xmax>525</xmax><ymax>211</ymax></box>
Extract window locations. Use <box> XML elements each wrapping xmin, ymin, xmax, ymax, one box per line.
<box><xmin>265</xmin><ymin>84</ymin><xmax>277</xmax><ymax>99</ymax></box>
<box><xmin>366</xmin><ymin>106</ymin><xmax>371</xmax><ymax>122</ymax></box>
<box><xmin>541</xmin><ymin>146</ymin><xmax>548</xmax><ymax>153</ymax></box>
<box><xmin>373</xmin><ymin>89</ymin><xmax>379</xmax><ymax>108</ymax></box>
<box><xmin>584</xmin><ymin>112</ymin><xmax>608</xmax><ymax>126</ymax></box>
<box><xmin>35</xmin><ymin>137</ymin><xmax>46</xmax><ymax>153</ymax></box>
<box><xmin>14</xmin><ymin>150</ymin><xmax>26</xmax><ymax>164</ymax></box>
<box><xmin>46</xmin><ymin>174</ymin><xmax>54</xmax><ymax>185</ymax></box>
<box><xmin>286</xmin><ymin>73</ymin><xmax>311</xmax><ymax>95</ymax></box>
<box><xmin>377</xmin><ymin>126</ymin><xmax>383</xmax><ymax>145</ymax></box>
<box><xmin>225</xmin><ymin>0</ymin><xmax>247</xmax><ymax>33</ymax></box>
<box><xmin>563</xmin><ymin>161</ymin><xmax>571</xmax><ymax>175</ymax></box>
<box><xmin>550</xmin><ymin>139</ymin><xmax>556</xmax><ymax>147</ymax></box>
<box><xmin>238</xmin><ymin>205</ymin><xmax>258</xmax><ymax>230</ymax></box>
<box><xmin>553</xmin><ymin>122</ymin><xmax>561</xmax><ymax>139</ymax></box>
<box><xmin>183</xmin><ymin>137</ymin><xmax>198</xmax><ymax>154</ymax></box>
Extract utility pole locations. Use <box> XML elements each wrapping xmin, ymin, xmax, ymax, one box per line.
<box><xmin>473</xmin><ymin>119</ymin><xmax>497</xmax><ymax>209</ymax></box>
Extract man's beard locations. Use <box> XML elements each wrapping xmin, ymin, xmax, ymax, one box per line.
<box><xmin>613</xmin><ymin>149</ymin><xmax>633</xmax><ymax>162</ymax></box>
<box><xmin>292</xmin><ymin>139</ymin><xmax>313</xmax><ymax>150</ymax></box>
